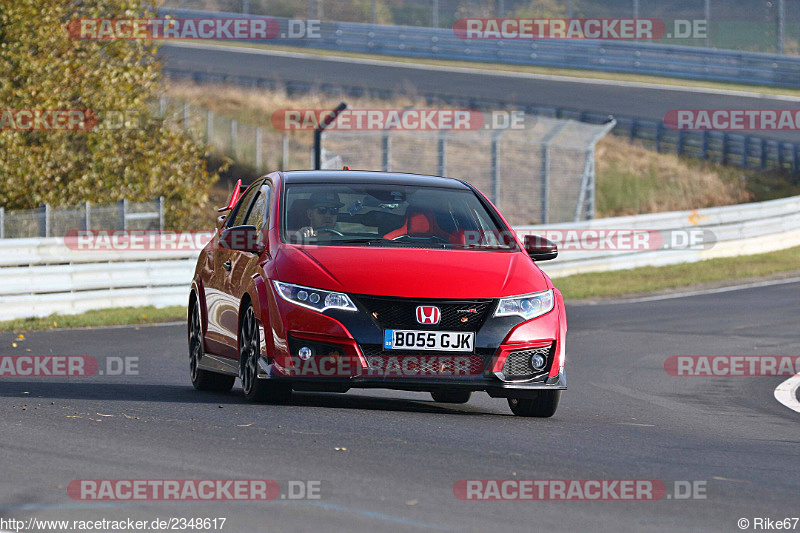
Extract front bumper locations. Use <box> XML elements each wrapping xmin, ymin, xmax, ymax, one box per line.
<box><xmin>259</xmin><ymin>287</ymin><xmax>567</xmax><ymax>396</ymax></box>
<box><xmin>256</xmin><ymin>356</ymin><xmax>565</xmax><ymax>398</ymax></box>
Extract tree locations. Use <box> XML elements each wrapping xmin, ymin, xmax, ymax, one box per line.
<box><xmin>0</xmin><ymin>0</ymin><xmax>217</xmax><ymax>227</ymax></box>
<box><xmin>512</xmin><ymin>0</ymin><xmax>568</xmax><ymax>18</ymax></box>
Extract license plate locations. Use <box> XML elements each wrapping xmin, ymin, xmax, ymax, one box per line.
<box><xmin>383</xmin><ymin>330</ymin><xmax>475</xmax><ymax>352</ymax></box>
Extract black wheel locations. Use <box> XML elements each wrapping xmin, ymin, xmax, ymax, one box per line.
<box><xmin>508</xmin><ymin>391</ymin><xmax>561</xmax><ymax>418</ymax></box>
<box><xmin>430</xmin><ymin>390</ymin><xmax>472</xmax><ymax>404</ymax></box>
<box><xmin>189</xmin><ymin>297</ymin><xmax>235</xmax><ymax>392</ymax></box>
<box><xmin>239</xmin><ymin>305</ymin><xmax>291</xmax><ymax>403</ymax></box>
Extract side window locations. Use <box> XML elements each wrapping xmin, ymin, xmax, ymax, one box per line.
<box><xmin>245</xmin><ymin>186</ymin><xmax>271</xmax><ymax>231</ymax></box>
<box><xmin>226</xmin><ymin>182</ymin><xmax>261</xmax><ymax>228</ymax></box>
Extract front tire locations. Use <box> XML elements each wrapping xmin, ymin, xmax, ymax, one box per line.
<box><xmin>430</xmin><ymin>390</ymin><xmax>472</xmax><ymax>404</ymax></box>
<box><xmin>508</xmin><ymin>391</ymin><xmax>561</xmax><ymax>417</ymax></box>
<box><xmin>240</xmin><ymin>305</ymin><xmax>292</xmax><ymax>403</ymax></box>
<box><xmin>189</xmin><ymin>298</ymin><xmax>235</xmax><ymax>392</ymax></box>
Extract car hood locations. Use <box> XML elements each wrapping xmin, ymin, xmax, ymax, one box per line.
<box><xmin>274</xmin><ymin>245</ymin><xmax>549</xmax><ymax>299</ymax></box>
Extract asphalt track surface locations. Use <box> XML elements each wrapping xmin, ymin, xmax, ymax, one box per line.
<box><xmin>160</xmin><ymin>43</ymin><xmax>800</xmax><ymax>144</ymax></box>
<box><xmin>1</xmin><ymin>280</ymin><xmax>799</xmax><ymax>532</ymax></box>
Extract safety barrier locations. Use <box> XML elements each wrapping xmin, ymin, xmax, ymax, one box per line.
<box><xmin>1</xmin><ymin>195</ymin><xmax>798</xmax><ymax>320</ymax></box>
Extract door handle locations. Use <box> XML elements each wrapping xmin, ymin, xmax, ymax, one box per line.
<box><xmin>223</xmin><ymin>260</ymin><xmax>232</xmax><ymax>272</ymax></box>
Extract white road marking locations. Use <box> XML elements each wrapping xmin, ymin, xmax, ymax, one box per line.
<box><xmin>164</xmin><ymin>42</ymin><xmax>800</xmax><ymax>102</ymax></box>
<box><xmin>774</xmin><ymin>373</ymin><xmax>800</xmax><ymax>414</ymax></box>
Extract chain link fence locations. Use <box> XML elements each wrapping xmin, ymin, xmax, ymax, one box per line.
<box><xmin>162</xmin><ymin>97</ymin><xmax>615</xmax><ymax>224</ymax></box>
<box><xmin>0</xmin><ymin>199</ymin><xmax>164</xmax><ymax>239</ymax></box>
<box><xmin>321</xmin><ymin>117</ymin><xmax>616</xmax><ymax>225</ymax></box>
<box><xmin>162</xmin><ymin>0</ymin><xmax>800</xmax><ymax>54</ymax></box>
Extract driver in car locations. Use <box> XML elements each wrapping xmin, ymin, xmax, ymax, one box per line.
<box><xmin>297</xmin><ymin>191</ymin><xmax>343</xmax><ymax>239</ymax></box>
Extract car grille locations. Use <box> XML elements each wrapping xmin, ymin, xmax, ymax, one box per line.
<box><xmin>355</xmin><ymin>296</ymin><xmax>494</xmax><ymax>332</ymax></box>
<box><xmin>359</xmin><ymin>345</ymin><xmax>496</xmax><ymax>376</ymax></box>
<box><xmin>501</xmin><ymin>345</ymin><xmax>553</xmax><ymax>380</ymax></box>
<box><xmin>361</xmin><ymin>353</ymin><xmax>487</xmax><ymax>377</ymax></box>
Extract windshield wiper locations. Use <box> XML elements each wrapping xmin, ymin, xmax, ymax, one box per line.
<box><xmin>329</xmin><ymin>237</ymin><xmax>394</xmax><ymax>246</ymax></box>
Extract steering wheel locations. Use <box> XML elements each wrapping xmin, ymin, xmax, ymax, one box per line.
<box><xmin>316</xmin><ymin>228</ymin><xmax>344</xmax><ymax>236</ymax></box>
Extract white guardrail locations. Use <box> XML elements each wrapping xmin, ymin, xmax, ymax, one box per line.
<box><xmin>1</xmin><ymin>194</ymin><xmax>799</xmax><ymax>320</ymax></box>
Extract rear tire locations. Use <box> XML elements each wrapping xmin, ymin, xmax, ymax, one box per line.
<box><xmin>430</xmin><ymin>390</ymin><xmax>472</xmax><ymax>404</ymax></box>
<box><xmin>240</xmin><ymin>305</ymin><xmax>292</xmax><ymax>403</ymax></box>
<box><xmin>508</xmin><ymin>391</ymin><xmax>561</xmax><ymax>417</ymax></box>
<box><xmin>189</xmin><ymin>298</ymin><xmax>235</xmax><ymax>392</ymax></box>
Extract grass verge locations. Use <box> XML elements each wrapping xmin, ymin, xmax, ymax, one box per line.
<box><xmin>555</xmin><ymin>245</ymin><xmax>800</xmax><ymax>300</ymax></box>
<box><xmin>2</xmin><ymin>247</ymin><xmax>800</xmax><ymax>331</ymax></box>
<box><xmin>0</xmin><ymin>306</ymin><xmax>185</xmax><ymax>333</ymax></box>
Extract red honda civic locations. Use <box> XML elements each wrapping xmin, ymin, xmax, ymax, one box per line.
<box><xmin>188</xmin><ymin>170</ymin><xmax>567</xmax><ymax>417</ymax></box>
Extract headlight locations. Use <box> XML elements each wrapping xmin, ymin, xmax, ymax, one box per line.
<box><xmin>494</xmin><ymin>289</ymin><xmax>554</xmax><ymax>320</ymax></box>
<box><xmin>272</xmin><ymin>281</ymin><xmax>357</xmax><ymax>313</ymax></box>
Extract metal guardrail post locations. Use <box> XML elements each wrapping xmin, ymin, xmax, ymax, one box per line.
<box><xmin>432</xmin><ymin>0</ymin><xmax>439</xmax><ymax>28</ymax></box>
<box><xmin>0</xmin><ymin>207</ymin><xmax>4</xmax><ymax>239</ymax></box>
<box><xmin>741</xmin><ymin>139</ymin><xmax>749</xmax><ymax>169</ymax></box>
<box><xmin>158</xmin><ymin>197</ymin><xmax>165</xmax><ymax>231</ymax></box>
<box><xmin>230</xmin><ymin>119</ymin><xmax>237</xmax><ymax>158</ymax></box>
<box><xmin>282</xmin><ymin>135</ymin><xmax>289</xmax><ymax>171</ymax></box>
<box><xmin>655</xmin><ymin>123</ymin><xmax>662</xmax><ymax>152</ymax></box>
<box><xmin>491</xmin><ymin>131</ymin><xmax>502</xmax><ymax>206</ymax></box>
<box><xmin>778</xmin><ymin>0</ymin><xmax>785</xmax><ymax>54</ymax></box>
<box><xmin>85</xmin><ymin>201</ymin><xmax>91</xmax><ymax>230</ymax></box>
<box><xmin>381</xmin><ymin>131</ymin><xmax>391</xmax><ymax>172</ymax></box>
<box><xmin>540</xmin><ymin>122</ymin><xmax>568</xmax><ymax>225</ymax></box>
<box><xmin>722</xmin><ymin>133</ymin><xmax>729</xmax><ymax>165</ymax></box>
<box><xmin>437</xmin><ymin>131</ymin><xmax>447</xmax><ymax>176</ymax></box>
<box><xmin>183</xmin><ymin>102</ymin><xmax>189</xmax><ymax>128</ymax></box>
<box><xmin>795</xmin><ymin>145</ymin><xmax>800</xmax><ymax>174</ymax></box>
<box><xmin>206</xmin><ymin>109</ymin><xmax>213</xmax><ymax>144</ymax></box>
<box><xmin>255</xmin><ymin>127</ymin><xmax>263</xmax><ymax>171</ymax></box>
<box><xmin>702</xmin><ymin>131</ymin><xmax>709</xmax><ymax>159</ymax></box>
<box><xmin>39</xmin><ymin>204</ymin><xmax>50</xmax><ymax>238</ymax></box>
<box><xmin>118</xmin><ymin>199</ymin><xmax>127</xmax><ymax>230</ymax></box>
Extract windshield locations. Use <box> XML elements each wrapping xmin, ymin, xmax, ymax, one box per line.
<box><xmin>281</xmin><ymin>182</ymin><xmax>517</xmax><ymax>250</ymax></box>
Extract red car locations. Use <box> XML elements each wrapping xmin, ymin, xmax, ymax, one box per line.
<box><xmin>188</xmin><ymin>171</ymin><xmax>567</xmax><ymax>417</ymax></box>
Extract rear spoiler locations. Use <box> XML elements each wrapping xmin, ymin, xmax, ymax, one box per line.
<box><xmin>217</xmin><ymin>179</ymin><xmax>246</xmax><ymax>212</ymax></box>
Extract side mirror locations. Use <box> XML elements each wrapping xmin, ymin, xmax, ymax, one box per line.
<box><xmin>218</xmin><ymin>225</ymin><xmax>266</xmax><ymax>254</ymax></box>
<box><xmin>524</xmin><ymin>235</ymin><xmax>558</xmax><ymax>261</ymax></box>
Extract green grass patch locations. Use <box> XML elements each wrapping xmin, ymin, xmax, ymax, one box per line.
<box><xmin>556</xmin><ymin>246</ymin><xmax>800</xmax><ymax>300</ymax></box>
<box><xmin>0</xmin><ymin>306</ymin><xmax>185</xmax><ymax>332</ymax></box>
